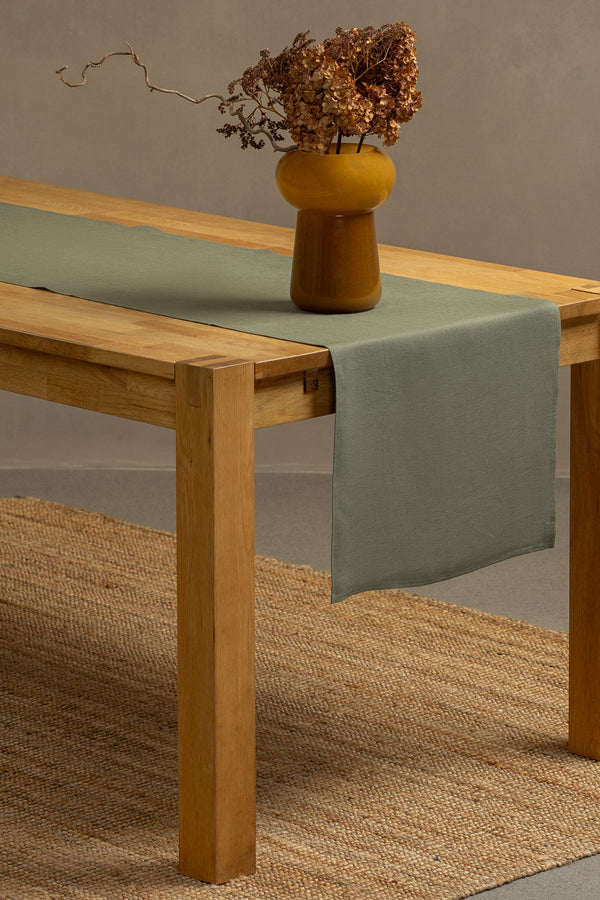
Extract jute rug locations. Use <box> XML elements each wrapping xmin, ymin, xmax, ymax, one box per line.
<box><xmin>1</xmin><ymin>498</ymin><xmax>599</xmax><ymax>900</ymax></box>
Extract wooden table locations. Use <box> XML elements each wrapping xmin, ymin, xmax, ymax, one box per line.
<box><xmin>1</xmin><ymin>176</ymin><xmax>600</xmax><ymax>884</ymax></box>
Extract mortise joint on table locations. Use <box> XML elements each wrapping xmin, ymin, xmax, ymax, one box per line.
<box><xmin>1</xmin><ymin>176</ymin><xmax>600</xmax><ymax>883</ymax></box>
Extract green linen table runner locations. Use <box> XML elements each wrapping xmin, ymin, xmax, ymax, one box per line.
<box><xmin>0</xmin><ymin>203</ymin><xmax>561</xmax><ymax>602</ymax></box>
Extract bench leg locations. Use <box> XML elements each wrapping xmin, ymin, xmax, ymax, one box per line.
<box><xmin>569</xmin><ymin>359</ymin><xmax>600</xmax><ymax>758</ymax></box>
<box><xmin>175</xmin><ymin>356</ymin><xmax>256</xmax><ymax>882</ymax></box>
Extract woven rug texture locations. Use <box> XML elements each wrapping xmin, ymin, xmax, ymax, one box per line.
<box><xmin>1</xmin><ymin>496</ymin><xmax>599</xmax><ymax>900</ymax></box>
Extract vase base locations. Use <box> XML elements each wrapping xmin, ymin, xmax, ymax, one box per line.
<box><xmin>290</xmin><ymin>210</ymin><xmax>382</xmax><ymax>314</ymax></box>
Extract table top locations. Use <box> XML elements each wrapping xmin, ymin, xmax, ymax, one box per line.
<box><xmin>1</xmin><ymin>176</ymin><xmax>599</xmax><ymax>375</ymax></box>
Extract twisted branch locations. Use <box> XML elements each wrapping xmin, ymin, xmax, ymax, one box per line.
<box><xmin>56</xmin><ymin>43</ymin><xmax>296</xmax><ymax>152</ymax></box>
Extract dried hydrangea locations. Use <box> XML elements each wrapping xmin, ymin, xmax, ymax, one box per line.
<box><xmin>279</xmin><ymin>45</ymin><xmax>373</xmax><ymax>153</ymax></box>
<box><xmin>57</xmin><ymin>23</ymin><xmax>421</xmax><ymax>155</ymax></box>
<box><xmin>323</xmin><ymin>23</ymin><xmax>422</xmax><ymax>146</ymax></box>
<box><xmin>219</xmin><ymin>22</ymin><xmax>421</xmax><ymax>153</ymax></box>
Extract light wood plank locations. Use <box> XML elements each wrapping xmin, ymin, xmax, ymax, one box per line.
<box><xmin>0</xmin><ymin>340</ymin><xmax>335</xmax><ymax>428</ymax></box>
<box><xmin>569</xmin><ymin>359</ymin><xmax>600</xmax><ymax>759</ymax></box>
<box><xmin>175</xmin><ymin>356</ymin><xmax>256</xmax><ymax>883</ymax></box>
<box><xmin>2</xmin><ymin>176</ymin><xmax>596</xmax><ymax>319</ymax></box>
<box><xmin>0</xmin><ymin>282</ymin><xmax>330</xmax><ymax>380</ymax></box>
<box><xmin>0</xmin><ymin>277</ymin><xmax>595</xmax><ymax>395</ymax></box>
<box><xmin>559</xmin><ymin>316</ymin><xmax>600</xmax><ymax>367</ymax></box>
<box><xmin>0</xmin><ymin>342</ymin><xmax>176</xmax><ymax>428</ymax></box>
<box><xmin>378</xmin><ymin>244</ymin><xmax>600</xmax><ymax>316</ymax></box>
<box><xmin>0</xmin><ymin>176</ymin><xmax>297</xmax><ymax>254</ymax></box>
<box><xmin>2</xmin><ymin>177</ymin><xmax>599</xmax><ymax>377</ymax></box>
<box><xmin>254</xmin><ymin>368</ymin><xmax>335</xmax><ymax>427</ymax></box>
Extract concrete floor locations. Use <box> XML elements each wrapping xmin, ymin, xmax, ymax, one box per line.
<box><xmin>0</xmin><ymin>470</ymin><xmax>596</xmax><ymax>898</ymax></box>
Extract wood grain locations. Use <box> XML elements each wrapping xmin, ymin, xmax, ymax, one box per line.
<box><xmin>2</xmin><ymin>175</ymin><xmax>597</xmax><ymax>315</ymax></box>
<box><xmin>0</xmin><ymin>281</ymin><xmax>330</xmax><ymax>381</ymax></box>
<box><xmin>0</xmin><ymin>176</ymin><xmax>598</xmax><ymax>373</ymax></box>
<box><xmin>569</xmin><ymin>359</ymin><xmax>600</xmax><ymax>759</ymax></box>
<box><xmin>175</xmin><ymin>357</ymin><xmax>256</xmax><ymax>882</ymax></box>
<box><xmin>0</xmin><ymin>341</ymin><xmax>176</xmax><ymax>427</ymax></box>
<box><xmin>0</xmin><ymin>339</ymin><xmax>335</xmax><ymax>429</ymax></box>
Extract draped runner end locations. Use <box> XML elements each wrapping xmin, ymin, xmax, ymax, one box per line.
<box><xmin>0</xmin><ymin>203</ymin><xmax>561</xmax><ymax>602</ymax></box>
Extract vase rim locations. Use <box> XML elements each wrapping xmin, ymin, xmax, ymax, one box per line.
<box><xmin>289</xmin><ymin>143</ymin><xmax>381</xmax><ymax>156</ymax></box>
<box><xmin>327</xmin><ymin>143</ymin><xmax>377</xmax><ymax>156</ymax></box>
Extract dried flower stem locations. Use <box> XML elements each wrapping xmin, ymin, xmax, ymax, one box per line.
<box><xmin>56</xmin><ymin>43</ymin><xmax>296</xmax><ymax>152</ymax></box>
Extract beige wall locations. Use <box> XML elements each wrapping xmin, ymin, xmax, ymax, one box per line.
<box><xmin>2</xmin><ymin>0</ymin><xmax>599</xmax><ymax>474</ymax></box>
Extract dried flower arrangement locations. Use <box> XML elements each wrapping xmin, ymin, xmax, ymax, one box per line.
<box><xmin>57</xmin><ymin>22</ymin><xmax>421</xmax><ymax>155</ymax></box>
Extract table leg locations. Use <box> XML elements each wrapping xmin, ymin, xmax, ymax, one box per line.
<box><xmin>569</xmin><ymin>359</ymin><xmax>600</xmax><ymax>759</ymax></box>
<box><xmin>175</xmin><ymin>356</ymin><xmax>256</xmax><ymax>882</ymax></box>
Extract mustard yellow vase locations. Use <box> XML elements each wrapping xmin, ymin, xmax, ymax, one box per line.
<box><xmin>275</xmin><ymin>143</ymin><xmax>396</xmax><ymax>313</ymax></box>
